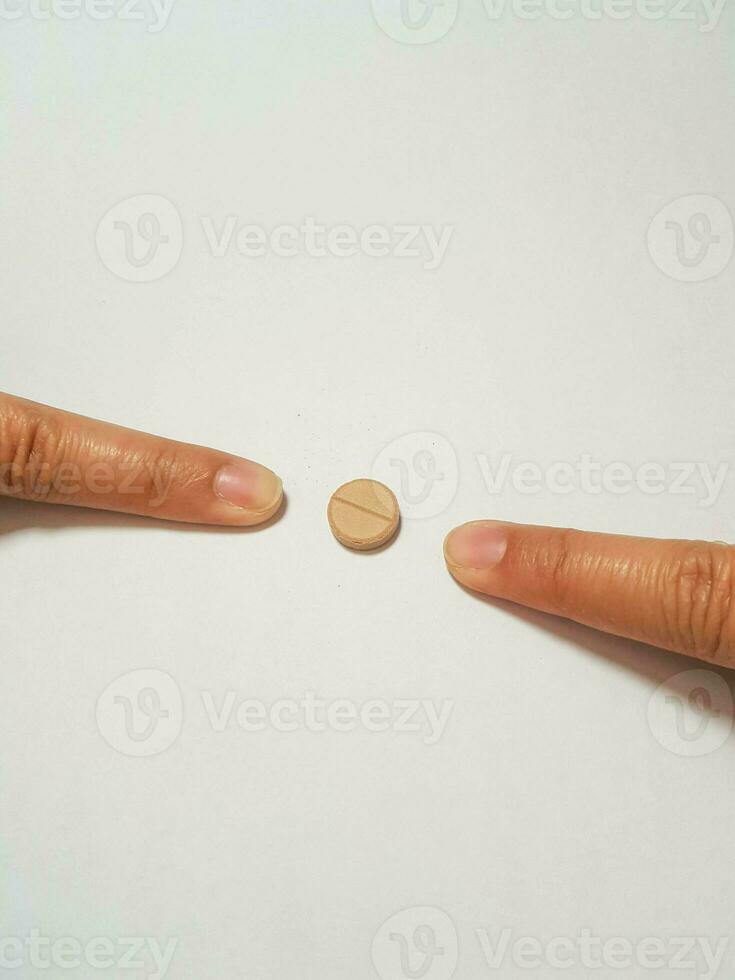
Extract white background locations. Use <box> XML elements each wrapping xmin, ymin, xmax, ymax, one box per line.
<box><xmin>2</xmin><ymin>2</ymin><xmax>735</xmax><ymax>978</ymax></box>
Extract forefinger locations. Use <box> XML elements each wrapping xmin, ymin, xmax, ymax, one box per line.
<box><xmin>0</xmin><ymin>392</ymin><xmax>283</xmax><ymax>526</ymax></box>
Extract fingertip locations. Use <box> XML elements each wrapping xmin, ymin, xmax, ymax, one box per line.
<box><xmin>443</xmin><ymin>521</ymin><xmax>510</xmax><ymax>595</ymax></box>
<box><xmin>213</xmin><ymin>461</ymin><xmax>284</xmax><ymax>526</ymax></box>
<box><xmin>444</xmin><ymin>521</ymin><xmax>509</xmax><ymax>569</ymax></box>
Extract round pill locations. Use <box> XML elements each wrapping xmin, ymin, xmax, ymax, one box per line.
<box><xmin>327</xmin><ymin>479</ymin><xmax>400</xmax><ymax>551</ymax></box>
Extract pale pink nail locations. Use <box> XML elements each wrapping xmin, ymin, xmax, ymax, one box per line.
<box><xmin>444</xmin><ymin>522</ymin><xmax>508</xmax><ymax>569</ymax></box>
<box><xmin>214</xmin><ymin>461</ymin><xmax>282</xmax><ymax>513</ymax></box>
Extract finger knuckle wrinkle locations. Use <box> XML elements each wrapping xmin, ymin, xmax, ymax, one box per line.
<box><xmin>543</xmin><ymin>529</ymin><xmax>578</xmax><ymax>612</ymax></box>
<box><xmin>0</xmin><ymin>407</ymin><xmax>67</xmax><ymax>498</ymax></box>
<box><xmin>130</xmin><ymin>447</ymin><xmax>202</xmax><ymax>508</ymax></box>
<box><xmin>666</xmin><ymin>545</ymin><xmax>735</xmax><ymax>661</ymax></box>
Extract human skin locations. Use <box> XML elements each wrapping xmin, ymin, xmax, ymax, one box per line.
<box><xmin>444</xmin><ymin>521</ymin><xmax>735</xmax><ymax>669</ymax></box>
<box><xmin>0</xmin><ymin>392</ymin><xmax>282</xmax><ymax>526</ymax></box>
<box><xmin>2</xmin><ymin>391</ymin><xmax>733</xmax><ymax>668</ymax></box>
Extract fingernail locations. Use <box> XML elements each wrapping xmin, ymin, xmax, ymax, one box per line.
<box><xmin>214</xmin><ymin>460</ymin><xmax>282</xmax><ymax>514</ymax></box>
<box><xmin>444</xmin><ymin>521</ymin><xmax>508</xmax><ymax>569</ymax></box>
